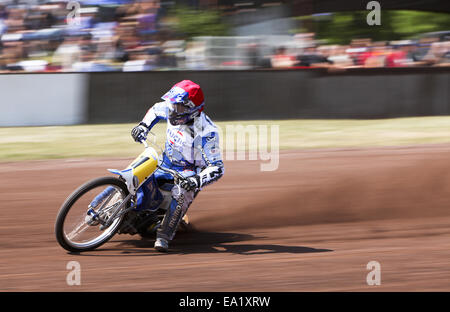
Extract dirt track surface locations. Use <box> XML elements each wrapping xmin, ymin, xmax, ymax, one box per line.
<box><xmin>1</xmin><ymin>144</ymin><xmax>450</xmax><ymax>291</ymax></box>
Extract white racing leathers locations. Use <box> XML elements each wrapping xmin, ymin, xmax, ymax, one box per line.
<box><xmin>141</xmin><ymin>101</ymin><xmax>224</xmax><ymax>241</ymax></box>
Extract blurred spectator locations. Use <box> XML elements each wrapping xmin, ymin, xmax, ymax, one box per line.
<box><xmin>52</xmin><ymin>36</ymin><xmax>82</xmax><ymax>71</ymax></box>
<box><xmin>327</xmin><ymin>45</ymin><xmax>353</xmax><ymax>67</ymax></box>
<box><xmin>271</xmin><ymin>46</ymin><xmax>296</xmax><ymax>68</ymax></box>
<box><xmin>123</xmin><ymin>49</ymin><xmax>154</xmax><ymax>71</ymax></box>
<box><xmin>422</xmin><ymin>41</ymin><xmax>450</xmax><ymax>66</ymax></box>
<box><xmin>72</xmin><ymin>49</ymin><xmax>116</xmax><ymax>72</ymax></box>
<box><xmin>296</xmin><ymin>45</ymin><xmax>332</xmax><ymax>67</ymax></box>
<box><xmin>360</xmin><ymin>42</ymin><xmax>388</xmax><ymax>68</ymax></box>
<box><xmin>385</xmin><ymin>43</ymin><xmax>415</xmax><ymax>67</ymax></box>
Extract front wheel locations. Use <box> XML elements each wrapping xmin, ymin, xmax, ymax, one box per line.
<box><xmin>55</xmin><ymin>177</ymin><xmax>129</xmax><ymax>252</ymax></box>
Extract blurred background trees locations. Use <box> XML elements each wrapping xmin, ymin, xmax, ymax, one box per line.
<box><xmin>168</xmin><ymin>5</ymin><xmax>230</xmax><ymax>39</ymax></box>
<box><xmin>297</xmin><ymin>10</ymin><xmax>450</xmax><ymax>44</ymax></box>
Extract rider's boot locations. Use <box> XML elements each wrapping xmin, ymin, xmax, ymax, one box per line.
<box><xmin>154</xmin><ymin>237</ymin><xmax>169</xmax><ymax>252</ymax></box>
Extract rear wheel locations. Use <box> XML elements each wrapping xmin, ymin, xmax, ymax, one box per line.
<box><xmin>55</xmin><ymin>177</ymin><xmax>129</xmax><ymax>252</ymax></box>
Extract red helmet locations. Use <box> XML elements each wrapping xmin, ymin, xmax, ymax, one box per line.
<box><xmin>162</xmin><ymin>80</ymin><xmax>205</xmax><ymax>125</ymax></box>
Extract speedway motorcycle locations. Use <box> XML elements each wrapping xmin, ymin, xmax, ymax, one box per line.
<box><xmin>55</xmin><ymin>134</ymin><xmax>194</xmax><ymax>252</ymax></box>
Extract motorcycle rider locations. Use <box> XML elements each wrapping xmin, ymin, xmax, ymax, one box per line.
<box><xmin>131</xmin><ymin>80</ymin><xmax>224</xmax><ymax>252</ymax></box>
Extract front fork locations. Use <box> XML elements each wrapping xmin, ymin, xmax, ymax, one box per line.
<box><xmin>86</xmin><ymin>193</ymin><xmax>134</xmax><ymax>230</ymax></box>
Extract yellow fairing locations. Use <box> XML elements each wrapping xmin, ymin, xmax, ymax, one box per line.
<box><xmin>127</xmin><ymin>147</ymin><xmax>159</xmax><ymax>186</ymax></box>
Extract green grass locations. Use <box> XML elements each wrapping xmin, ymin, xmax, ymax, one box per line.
<box><xmin>1</xmin><ymin>117</ymin><xmax>450</xmax><ymax>161</ymax></box>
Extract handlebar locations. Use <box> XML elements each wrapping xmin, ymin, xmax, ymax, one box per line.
<box><xmin>157</xmin><ymin>165</ymin><xmax>185</xmax><ymax>181</ymax></box>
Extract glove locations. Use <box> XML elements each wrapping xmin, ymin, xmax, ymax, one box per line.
<box><xmin>179</xmin><ymin>175</ymin><xmax>201</xmax><ymax>192</ymax></box>
<box><xmin>131</xmin><ymin>123</ymin><xmax>149</xmax><ymax>143</ymax></box>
